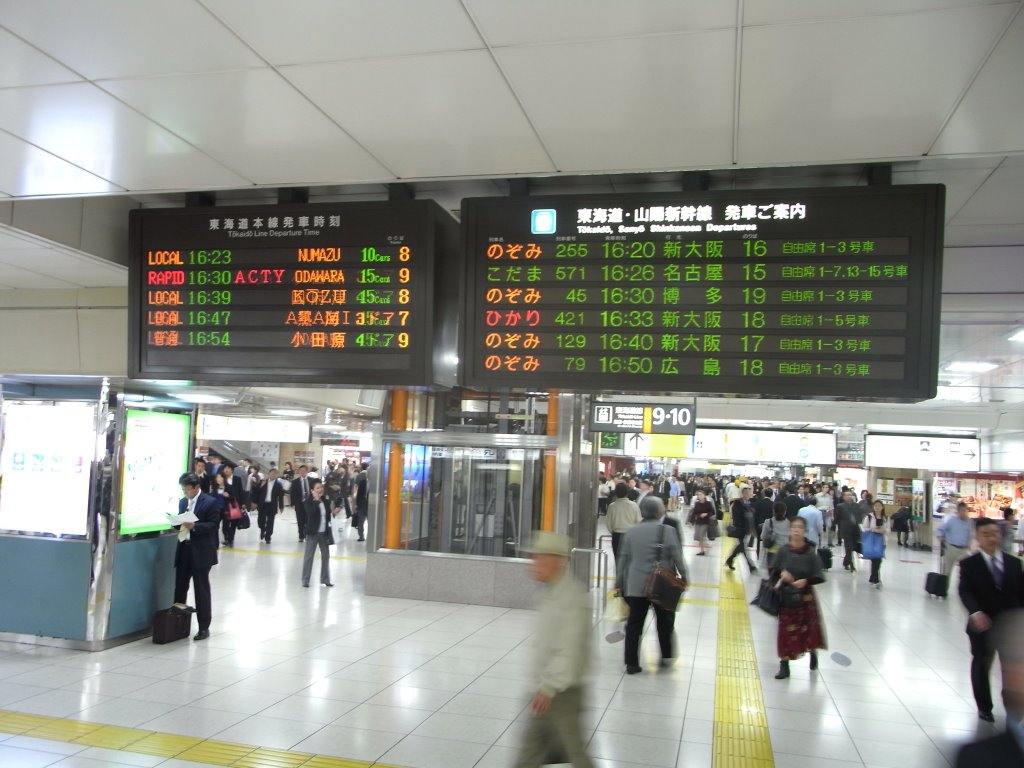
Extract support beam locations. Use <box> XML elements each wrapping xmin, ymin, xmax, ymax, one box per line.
<box><xmin>388</xmin><ymin>183</ymin><xmax>415</xmax><ymax>201</ymax></box>
<box><xmin>384</xmin><ymin>390</ymin><xmax>408</xmax><ymax>549</ymax></box>
<box><xmin>184</xmin><ymin>191</ymin><xmax>216</xmax><ymax>208</ymax></box>
<box><xmin>508</xmin><ymin>178</ymin><xmax>531</xmax><ymax>197</ymax></box>
<box><xmin>867</xmin><ymin>163</ymin><xmax>892</xmax><ymax>186</ymax></box>
<box><xmin>277</xmin><ymin>187</ymin><xmax>309</xmax><ymax>205</ymax></box>
<box><xmin>682</xmin><ymin>171</ymin><xmax>712</xmax><ymax>192</ymax></box>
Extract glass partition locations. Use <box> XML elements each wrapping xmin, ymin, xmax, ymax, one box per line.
<box><xmin>385</xmin><ymin>442</ymin><xmax>543</xmax><ymax>557</ymax></box>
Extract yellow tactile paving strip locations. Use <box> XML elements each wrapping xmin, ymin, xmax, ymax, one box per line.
<box><xmin>713</xmin><ymin>546</ymin><xmax>774</xmax><ymax>768</ymax></box>
<box><xmin>0</xmin><ymin>710</ymin><xmax>397</xmax><ymax>768</ymax></box>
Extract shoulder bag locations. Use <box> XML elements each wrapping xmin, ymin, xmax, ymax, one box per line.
<box><xmin>643</xmin><ymin>525</ymin><xmax>687</xmax><ymax>611</ymax></box>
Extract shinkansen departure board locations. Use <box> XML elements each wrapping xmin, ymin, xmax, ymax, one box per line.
<box><xmin>129</xmin><ymin>201</ymin><xmax>453</xmax><ymax>385</ymax></box>
<box><xmin>461</xmin><ymin>186</ymin><xmax>944</xmax><ymax>399</ymax></box>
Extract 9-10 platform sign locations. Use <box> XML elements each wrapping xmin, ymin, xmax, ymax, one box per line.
<box><xmin>461</xmin><ymin>186</ymin><xmax>944</xmax><ymax>400</ymax></box>
<box><xmin>129</xmin><ymin>201</ymin><xmax>454</xmax><ymax>386</ymax></box>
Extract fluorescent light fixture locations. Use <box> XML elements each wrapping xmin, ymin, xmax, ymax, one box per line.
<box><xmin>172</xmin><ymin>392</ymin><xmax>227</xmax><ymax>404</ymax></box>
<box><xmin>943</xmin><ymin>362</ymin><xmax>998</xmax><ymax>374</ymax></box>
<box><xmin>269</xmin><ymin>408</ymin><xmax>312</xmax><ymax>417</ymax></box>
<box><xmin>1009</xmin><ymin>329</ymin><xmax>1024</xmax><ymax>342</ymax></box>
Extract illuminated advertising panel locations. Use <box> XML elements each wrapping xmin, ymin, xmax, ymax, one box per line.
<box><xmin>0</xmin><ymin>403</ymin><xmax>94</xmax><ymax>537</ymax></box>
<box><xmin>119</xmin><ymin>409</ymin><xmax>192</xmax><ymax>536</ymax></box>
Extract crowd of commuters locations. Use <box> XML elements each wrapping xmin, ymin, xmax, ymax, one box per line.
<box><xmin>170</xmin><ymin>455</ymin><xmax>371</xmax><ymax>641</ymax></box>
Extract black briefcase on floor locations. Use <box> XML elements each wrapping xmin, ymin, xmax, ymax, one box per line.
<box><xmin>925</xmin><ymin>572</ymin><xmax>948</xmax><ymax>598</ymax></box>
<box><xmin>152</xmin><ymin>608</ymin><xmax>191</xmax><ymax>644</ymax></box>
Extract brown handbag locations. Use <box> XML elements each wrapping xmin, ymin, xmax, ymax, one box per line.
<box><xmin>644</xmin><ymin>525</ymin><xmax>687</xmax><ymax>611</ymax></box>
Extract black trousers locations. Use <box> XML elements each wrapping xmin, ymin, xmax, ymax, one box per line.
<box><xmin>969</xmin><ymin>630</ymin><xmax>995</xmax><ymax>714</ymax></box>
<box><xmin>221</xmin><ymin>518</ymin><xmax>237</xmax><ymax>546</ymax></box>
<box><xmin>624</xmin><ymin>596</ymin><xmax>674</xmax><ymax>667</ymax></box>
<box><xmin>842</xmin><ymin>533</ymin><xmax>860</xmax><ymax>570</ymax></box>
<box><xmin>295</xmin><ymin>500</ymin><xmax>307</xmax><ymax>540</ymax></box>
<box><xmin>611</xmin><ymin>531</ymin><xmax>623</xmax><ymax>563</ymax></box>
<box><xmin>174</xmin><ymin>544</ymin><xmax>212</xmax><ymax>631</ymax></box>
<box><xmin>727</xmin><ymin>536</ymin><xmax>756</xmax><ymax>567</ymax></box>
<box><xmin>257</xmin><ymin>504</ymin><xmax>277</xmax><ymax>540</ymax></box>
<box><xmin>868</xmin><ymin>558</ymin><xmax>882</xmax><ymax>583</ymax></box>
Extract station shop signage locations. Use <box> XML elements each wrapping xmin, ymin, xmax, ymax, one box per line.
<box><xmin>602</xmin><ymin>427</ymin><xmax>836</xmax><ymax>465</ymax></box>
<box><xmin>589</xmin><ymin>401</ymin><xmax>696</xmax><ymax>435</ymax></box>
<box><xmin>865</xmin><ymin>433</ymin><xmax>981</xmax><ymax>472</ymax></box>
<box><xmin>129</xmin><ymin>201</ymin><xmax>455</xmax><ymax>386</ymax></box>
<box><xmin>460</xmin><ymin>186</ymin><xmax>943</xmax><ymax>400</ymax></box>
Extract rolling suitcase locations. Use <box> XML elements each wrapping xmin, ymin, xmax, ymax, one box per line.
<box><xmin>152</xmin><ymin>607</ymin><xmax>191</xmax><ymax>644</ymax></box>
<box><xmin>924</xmin><ymin>551</ymin><xmax>948</xmax><ymax>598</ymax></box>
<box><xmin>817</xmin><ymin>547</ymin><xmax>833</xmax><ymax>570</ymax></box>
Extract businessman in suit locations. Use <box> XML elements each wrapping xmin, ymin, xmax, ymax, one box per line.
<box><xmin>955</xmin><ymin>609</ymin><xmax>1024</xmax><ymax>766</ymax></box>
<box><xmin>292</xmin><ymin>465</ymin><xmax>311</xmax><ymax>542</ymax></box>
<box><xmin>958</xmin><ymin>518</ymin><xmax>1024</xmax><ymax>722</ymax></box>
<box><xmin>254</xmin><ymin>467</ymin><xmax>285</xmax><ymax>543</ymax></box>
<box><xmin>174</xmin><ymin>473</ymin><xmax>220</xmax><ymax>641</ymax></box>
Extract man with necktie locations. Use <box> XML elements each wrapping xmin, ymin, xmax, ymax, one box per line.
<box><xmin>958</xmin><ymin>518</ymin><xmax>1024</xmax><ymax>722</ymax></box>
<box><xmin>255</xmin><ymin>467</ymin><xmax>285</xmax><ymax>543</ymax></box>
<box><xmin>173</xmin><ymin>473</ymin><xmax>220</xmax><ymax>641</ymax></box>
<box><xmin>293</xmin><ymin>464</ymin><xmax>311</xmax><ymax>542</ymax></box>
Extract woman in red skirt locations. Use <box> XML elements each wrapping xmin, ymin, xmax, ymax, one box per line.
<box><xmin>771</xmin><ymin>516</ymin><xmax>827</xmax><ymax>679</ymax></box>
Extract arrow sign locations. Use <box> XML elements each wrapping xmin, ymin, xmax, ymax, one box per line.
<box><xmin>624</xmin><ymin>433</ymin><xmax>650</xmax><ymax>456</ymax></box>
<box><xmin>964</xmin><ymin>449</ymin><xmax>976</xmax><ymax>460</ymax></box>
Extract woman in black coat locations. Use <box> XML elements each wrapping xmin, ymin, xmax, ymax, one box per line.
<box><xmin>301</xmin><ymin>479</ymin><xmax>335</xmax><ymax>588</ymax></box>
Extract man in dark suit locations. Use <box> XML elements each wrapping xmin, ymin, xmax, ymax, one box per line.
<box><xmin>958</xmin><ymin>518</ymin><xmax>1024</xmax><ymax>722</ymax></box>
<box><xmin>955</xmin><ymin>609</ymin><xmax>1024</xmax><ymax>766</ymax></box>
<box><xmin>784</xmin><ymin>487</ymin><xmax>806</xmax><ymax>519</ymax></box>
<box><xmin>292</xmin><ymin>464</ymin><xmax>311</xmax><ymax>542</ymax></box>
<box><xmin>254</xmin><ymin>467</ymin><xmax>285</xmax><ymax>543</ymax></box>
<box><xmin>193</xmin><ymin>458</ymin><xmax>212</xmax><ymax>494</ymax></box>
<box><xmin>753</xmin><ymin>489</ymin><xmax>775</xmax><ymax>558</ymax></box>
<box><xmin>835</xmin><ymin>491</ymin><xmax>863</xmax><ymax>572</ymax></box>
<box><xmin>174</xmin><ymin>473</ymin><xmax>220</xmax><ymax>641</ymax></box>
<box><xmin>353</xmin><ymin>463</ymin><xmax>369</xmax><ymax>542</ymax></box>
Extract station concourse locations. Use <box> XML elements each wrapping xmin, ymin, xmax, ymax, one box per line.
<box><xmin>1</xmin><ymin>3</ymin><xmax>1024</xmax><ymax>768</ymax></box>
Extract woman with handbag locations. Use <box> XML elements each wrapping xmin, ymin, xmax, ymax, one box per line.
<box><xmin>615</xmin><ymin>496</ymin><xmax>688</xmax><ymax>675</ymax></box>
<box><xmin>215</xmin><ymin>466</ymin><xmax>245</xmax><ymax>548</ymax></box>
<box><xmin>862</xmin><ymin>500</ymin><xmax>888</xmax><ymax>588</ymax></box>
<box><xmin>691</xmin><ymin>490</ymin><xmax>715</xmax><ymax>556</ymax></box>
<box><xmin>761</xmin><ymin>502</ymin><xmax>790</xmax><ymax>560</ymax></box>
<box><xmin>772</xmin><ymin>516</ymin><xmax>827</xmax><ymax>680</ymax></box>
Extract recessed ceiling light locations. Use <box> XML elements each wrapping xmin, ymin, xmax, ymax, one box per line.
<box><xmin>943</xmin><ymin>362</ymin><xmax>999</xmax><ymax>373</ymax></box>
<box><xmin>1009</xmin><ymin>329</ymin><xmax>1024</xmax><ymax>342</ymax></box>
<box><xmin>269</xmin><ymin>408</ymin><xmax>311</xmax><ymax>417</ymax></box>
<box><xmin>172</xmin><ymin>392</ymin><xmax>227</xmax><ymax>404</ymax></box>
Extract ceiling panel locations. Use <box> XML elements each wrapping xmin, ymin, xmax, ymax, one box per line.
<box><xmin>283</xmin><ymin>51</ymin><xmax>555</xmax><ymax>178</ymax></box>
<box><xmin>945</xmin><ymin>223</ymin><xmax>1024</xmax><ymax>246</ymax></box>
<box><xmin>0</xmin><ymin>261</ymin><xmax>79</xmax><ymax>288</ymax></box>
<box><xmin>0</xmin><ymin>83</ymin><xmax>250</xmax><ymax>191</ymax></box>
<box><xmin>467</xmin><ymin>0</ymin><xmax>736</xmax><ymax>46</ymax></box>
<box><xmin>0</xmin><ymin>0</ymin><xmax>264</xmax><ymax>79</ymax></box>
<box><xmin>0</xmin><ymin>130</ymin><xmax>118</xmax><ymax>197</ymax></box>
<box><xmin>953</xmin><ymin>160</ymin><xmax>1024</xmax><ymax>223</ymax></box>
<box><xmin>100</xmin><ymin>70</ymin><xmax>395</xmax><ymax>185</ymax></box>
<box><xmin>496</xmin><ymin>31</ymin><xmax>735</xmax><ymax>172</ymax></box>
<box><xmin>204</xmin><ymin>0</ymin><xmax>483</xmax><ymax>64</ymax></box>
<box><xmin>737</xmin><ymin>5</ymin><xmax>1015</xmax><ymax>164</ymax></box>
<box><xmin>892</xmin><ymin>165</ymin><xmax>993</xmax><ymax>220</ymax></box>
<box><xmin>931</xmin><ymin>9</ymin><xmax>1024</xmax><ymax>155</ymax></box>
<box><xmin>0</xmin><ymin>27</ymin><xmax>81</xmax><ymax>88</ymax></box>
<box><xmin>743</xmin><ymin>0</ymin><xmax>1015</xmax><ymax>25</ymax></box>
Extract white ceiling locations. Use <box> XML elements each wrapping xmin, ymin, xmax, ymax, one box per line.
<box><xmin>0</xmin><ymin>0</ymin><xmax>1022</xmax><ymax>418</ymax></box>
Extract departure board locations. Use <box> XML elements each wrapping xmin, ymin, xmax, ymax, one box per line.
<box><xmin>129</xmin><ymin>201</ymin><xmax>455</xmax><ymax>385</ymax></box>
<box><xmin>461</xmin><ymin>186</ymin><xmax>944</xmax><ymax>400</ymax></box>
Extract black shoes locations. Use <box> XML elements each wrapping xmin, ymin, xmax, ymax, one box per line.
<box><xmin>302</xmin><ymin>582</ymin><xmax>309</xmax><ymax>588</ymax></box>
<box><xmin>322</xmin><ymin>582</ymin><xmax>334</xmax><ymax>587</ymax></box>
<box><xmin>726</xmin><ymin>561</ymin><xmax>735</xmax><ymax>570</ymax></box>
<box><xmin>775</xmin><ymin>660</ymin><xmax>790</xmax><ymax>679</ymax></box>
<box><xmin>978</xmin><ymin>711</ymin><xmax>995</xmax><ymax>722</ymax></box>
<box><xmin>625</xmin><ymin>666</ymin><xmax>642</xmax><ymax>675</ymax></box>
<box><xmin>659</xmin><ymin>659</ymin><xmax>673</xmax><ymax>669</ymax></box>
<box><xmin>357</xmin><ymin>537</ymin><xmax>365</xmax><ymax>542</ymax></box>
<box><xmin>810</xmin><ymin>652</ymin><xmax>819</xmax><ymax>670</ymax></box>
<box><xmin>193</xmin><ymin>629</ymin><xmax>210</xmax><ymax>641</ymax></box>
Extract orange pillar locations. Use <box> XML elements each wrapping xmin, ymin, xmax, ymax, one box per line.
<box><xmin>385</xmin><ymin>389</ymin><xmax>407</xmax><ymax>549</ymax></box>
<box><xmin>541</xmin><ymin>390</ymin><xmax>558</xmax><ymax>532</ymax></box>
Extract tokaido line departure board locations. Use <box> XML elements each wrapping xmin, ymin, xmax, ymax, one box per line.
<box><xmin>129</xmin><ymin>201</ymin><xmax>454</xmax><ymax>386</ymax></box>
<box><xmin>460</xmin><ymin>186</ymin><xmax>944</xmax><ymax>400</ymax></box>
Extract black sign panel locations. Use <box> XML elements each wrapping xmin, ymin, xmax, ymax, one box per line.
<box><xmin>461</xmin><ymin>186</ymin><xmax>944</xmax><ymax>400</ymax></box>
<box><xmin>589</xmin><ymin>402</ymin><xmax>696</xmax><ymax>435</ymax></box>
<box><xmin>129</xmin><ymin>201</ymin><xmax>456</xmax><ymax>386</ymax></box>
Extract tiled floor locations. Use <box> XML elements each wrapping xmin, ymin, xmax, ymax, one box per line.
<box><xmin>0</xmin><ymin>510</ymin><xmax>1009</xmax><ymax>767</ymax></box>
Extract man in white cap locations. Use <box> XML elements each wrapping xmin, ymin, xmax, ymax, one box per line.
<box><xmin>515</xmin><ymin>531</ymin><xmax>594</xmax><ymax>768</ymax></box>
